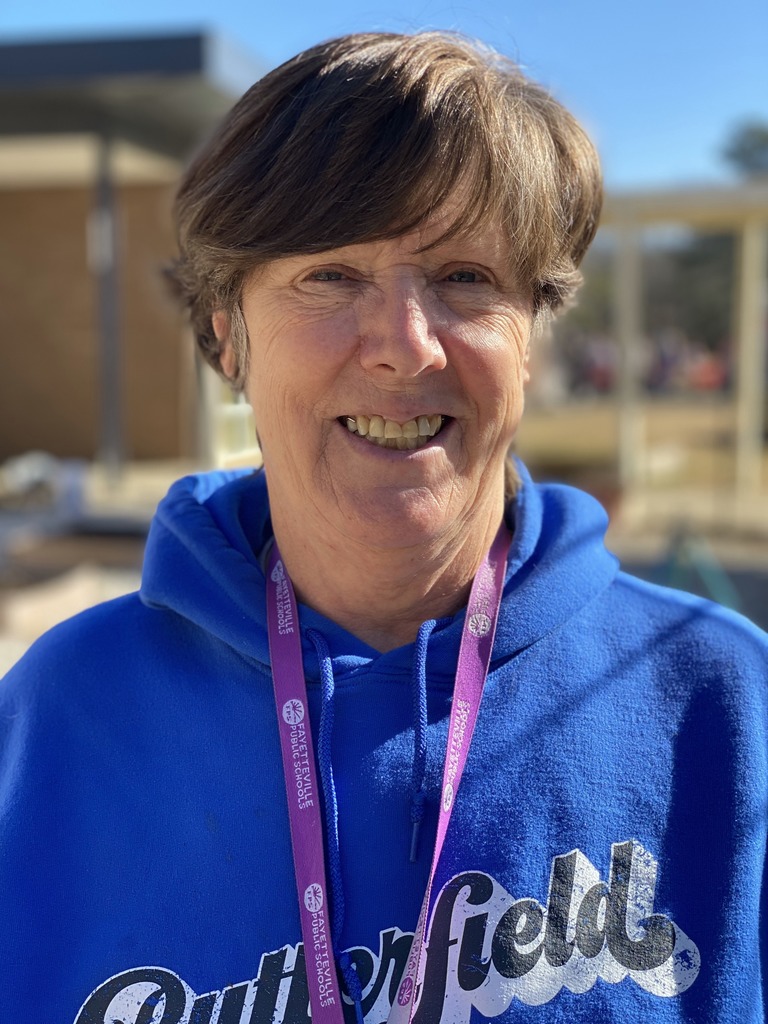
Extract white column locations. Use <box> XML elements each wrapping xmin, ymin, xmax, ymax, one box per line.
<box><xmin>613</xmin><ymin>221</ymin><xmax>644</xmax><ymax>491</ymax></box>
<box><xmin>734</xmin><ymin>220</ymin><xmax>768</xmax><ymax>494</ymax></box>
<box><xmin>87</xmin><ymin>133</ymin><xmax>123</xmax><ymax>483</ymax></box>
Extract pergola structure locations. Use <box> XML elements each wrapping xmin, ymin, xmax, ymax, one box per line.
<box><xmin>0</xmin><ymin>32</ymin><xmax>263</xmax><ymax>473</ymax></box>
<box><xmin>602</xmin><ymin>184</ymin><xmax>768</xmax><ymax>508</ymax></box>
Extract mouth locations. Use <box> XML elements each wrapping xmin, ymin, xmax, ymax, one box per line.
<box><xmin>339</xmin><ymin>414</ymin><xmax>447</xmax><ymax>451</ymax></box>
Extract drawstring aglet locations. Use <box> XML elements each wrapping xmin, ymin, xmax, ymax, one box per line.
<box><xmin>409</xmin><ymin>818</ymin><xmax>422</xmax><ymax>863</ymax></box>
<box><xmin>409</xmin><ymin>789</ymin><xmax>426</xmax><ymax>863</ymax></box>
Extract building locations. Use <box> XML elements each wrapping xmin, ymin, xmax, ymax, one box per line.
<box><xmin>0</xmin><ymin>32</ymin><xmax>264</xmax><ymax>468</ymax></box>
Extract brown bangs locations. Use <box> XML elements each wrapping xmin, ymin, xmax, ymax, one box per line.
<box><xmin>193</xmin><ymin>35</ymin><xmax>502</xmax><ymax>259</ymax></box>
<box><xmin>168</xmin><ymin>31</ymin><xmax>602</xmax><ymax>384</ymax></box>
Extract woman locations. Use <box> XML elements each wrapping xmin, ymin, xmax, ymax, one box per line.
<box><xmin>1</xmin><ymin>31</ymin><xmax>767</xmax><ymax>1024</ymax></box>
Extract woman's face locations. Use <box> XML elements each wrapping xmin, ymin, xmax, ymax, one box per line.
<box><xmin>219</xmin><ymin>206</ymin><xmax>533</xmax><ymax>551</ymax></box>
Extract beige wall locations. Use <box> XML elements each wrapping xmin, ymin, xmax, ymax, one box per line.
<box><xmin>0</xmin><ymin>182</ymin><xmax>196</xmax><ymax>462</ymax></box>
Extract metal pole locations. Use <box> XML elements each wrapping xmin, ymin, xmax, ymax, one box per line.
<box><xmin>734</xmin><ymin>220</ymin><xmax>768</xmax><ymax>495</ymax></box>
<box><xmin>87</xmin><ymin>133</ymin><xmax>123</xmax><ymax>483</ymax></box>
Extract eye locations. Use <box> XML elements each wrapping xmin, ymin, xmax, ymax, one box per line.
<box><xmin>306</xmin><ymin>268</ymin><xmax>346</xmax><ymax>282</ymax></box>
<box><xmin>443</xmin><ymin>268</ymin><xmax>487</xmax><ymax>284</ymax></box>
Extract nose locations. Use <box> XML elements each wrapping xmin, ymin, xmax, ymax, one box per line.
<box><xmin>358</xmin><ymin>278</ymin><xmax>447</xmax><ymax>378</ymax></box>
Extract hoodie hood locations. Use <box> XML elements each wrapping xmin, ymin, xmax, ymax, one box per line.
<box><xmin>12</xmin><ymin>459</ymin><xmax>764</xmax><ymax>1022</ymax></box>
<box><xmin>140</xmin><ymin>461</ymin><xmax>619</xmax><ymax>677</ymax></box>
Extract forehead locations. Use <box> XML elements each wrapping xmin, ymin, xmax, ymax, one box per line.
<box><xmin>341</xmin><ymin>219</ymin><xmax>508</xmax><ymax>262</ymax></box>
<box><xmin>254</xmin><ymin>209</ymin><xmax>513</xmax><ymax>280</ymax></box>
<box><xmin>385</xmin><ymin>191</ymin><xmax>509</xmax><ymax>257</ymax></box>
<box><xmin>396</xmin><ymin>205</ymin><xmax>510</xmax><ymax>258</ymax></box>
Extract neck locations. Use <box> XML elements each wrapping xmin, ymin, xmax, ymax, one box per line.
<box><xmin>268</xmin><ymin>496</ymin><xmax>506</xmax><ymax>653</ymax></box>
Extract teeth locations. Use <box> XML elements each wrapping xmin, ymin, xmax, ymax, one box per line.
<box><xmin>343</xmin><ymin>413</ymin><xmax>445</xmax><ymax>451</ymax></box>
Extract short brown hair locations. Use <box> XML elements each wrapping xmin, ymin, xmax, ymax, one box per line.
<box><xmin>168</xmin><ymin>31</ymin><xmax>602</xmax><ymax>387</ymax></box>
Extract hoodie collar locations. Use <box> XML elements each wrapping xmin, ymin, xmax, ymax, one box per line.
<box><xmin>140</xmin><ymin>461</ymin><xmax>618</xmax><ymax>680</ymax></box>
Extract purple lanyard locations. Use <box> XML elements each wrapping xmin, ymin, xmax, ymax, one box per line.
<box><xmin>266</xmin><ymin>523</ymin><xmax>511</xmax><ymax>1024</ymax></box>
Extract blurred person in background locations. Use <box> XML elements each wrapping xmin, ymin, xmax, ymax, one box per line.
<box><xmin>1</xmin><ymin>31</ymin><xmax>767</xmax><ymax>1024</ymax></box>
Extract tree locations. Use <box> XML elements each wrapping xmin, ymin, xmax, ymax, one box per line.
<box><xmin>722</xmin><ymin>121</ymin><xmax>768</xmax><ymax>178</ymax></box>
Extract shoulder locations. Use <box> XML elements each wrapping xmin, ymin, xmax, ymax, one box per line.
<box><xmin>1</xmin><ymin>593</ymin><xmax>126</xmax><ymax>693</ymax></box>
<box><xmin>611</xmin><ymin>569</ymin><xmax>766</xmax><ymax>640</ymax></box>
<box><xmin>0</xmin><ymin>590</ymin><xmax>192</xmax><ymax>713</ymax></box>
<box><xmin>608</xmin><ymin>569</ymin><xmax>768</xmax><ymax>680</ymax></box>
<box><xmin>4</xmin><ymin>589</ymin><xmax>149</xmax><ymax>660</ymax></box>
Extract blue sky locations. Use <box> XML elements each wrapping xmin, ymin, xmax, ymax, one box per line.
<box><xmin>1</xmin><ymin>0</ymin><xmax>766</xmax><ymax>190</ymax></box>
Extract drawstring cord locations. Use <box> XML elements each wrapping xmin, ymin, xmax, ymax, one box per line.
<box><xmin>306</xmin><ymin>619</ymin><xmax>447</xmax><ymax>1020</ymax></box>
<box><xmin>409</xmin><ymin>618</ymin><xmax>439</xmax><ymax>863</ymax></box>
<box><xmin>307</xmin><ymin>628</ymin><xmax>364</xmax><ymax>1024</ymax></box>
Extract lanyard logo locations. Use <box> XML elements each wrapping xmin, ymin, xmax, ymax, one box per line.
<box><xmin>304</xmin><ymin>883</ymin><xmax>324</xmax><ymax>913</ymax></box>
<box><xmin>467</xmin><ymin>612</ymin><xmax>492</xmax><ymax>637</ymax></box>
<box><xmin>282</xmin><ymin>699</ymin><xmax>305</xmax><ymax>725</ymax></box>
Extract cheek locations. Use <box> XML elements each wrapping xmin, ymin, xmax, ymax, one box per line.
<box><xmin>292</xmin><ymin>310</ymin><xmax>359</xmax><ymax>368</ymax></box>
<box><xmin>241</xmin><ymin>354</ymin><xmax>295</xmax><ymax>443</ymax></box>
<box><xmin>242</xmin><ymin>330</ymin><xmax>344</xmax><ymax>452</ymax></box>
<box><xmin>465</xmin><ymin>327</ymin><xmax>530</xmax><ymax>396</ymax></box>
<box><xmin>261</xmin><ymin>313</ymin><xmax>358</xmax><ymax>391</ymax></box>
<box><xmin>459</xmin><ymin>332</ymin><xmax>530</xmax><ymax>446</ymax></box>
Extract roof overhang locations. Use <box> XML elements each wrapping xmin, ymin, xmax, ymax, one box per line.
<box><xmin>0</xmin><ymin>32</ymin><xmax>265</xmax><ymax>186</ymax></box>
<box><xmin>602</xmin><ymin>182</ymin><xmax>768</xmax><ymax>229</ymax></box>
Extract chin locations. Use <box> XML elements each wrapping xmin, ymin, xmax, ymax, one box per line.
<box><xmin>331</xmin><ymin>484</ymin><xmax>469</xmax><ymax>550</ymax></box>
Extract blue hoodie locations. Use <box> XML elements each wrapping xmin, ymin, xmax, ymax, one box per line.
<box><xmin>1</xmin><ymin>464</ymin><xmax>766</xmax><ymax>1024</ymax></box>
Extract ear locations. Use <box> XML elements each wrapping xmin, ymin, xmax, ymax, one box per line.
<box><xmin>212</xmin><ymin>310</ymin><xmax>237</xmax><ymax>380</ymax></box>
<box><xmin>522</xmin><ymin>341</ymin><xmax>531</xmax><ymax>386</ymax></box>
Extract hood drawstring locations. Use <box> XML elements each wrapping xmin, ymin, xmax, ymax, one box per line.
<box><xmin>307</xmin><ymin>620</ymin><xmax>445</xmax><ymax>1023</ymax></box>
<box><xmin>409</xmin><ymin>618</ymin><xmax>439</xmax><ymax>863</ymax></box>
<box><xmin>307</xmin><ymin>628</ymin><xmax>365</xmax><ymax>1024</ymax></box>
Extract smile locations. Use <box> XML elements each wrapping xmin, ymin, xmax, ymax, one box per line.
<box><xmin>341</xmin><ymin>414</ymin><xmax>446</xmax><ymax>450</ymax></box>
